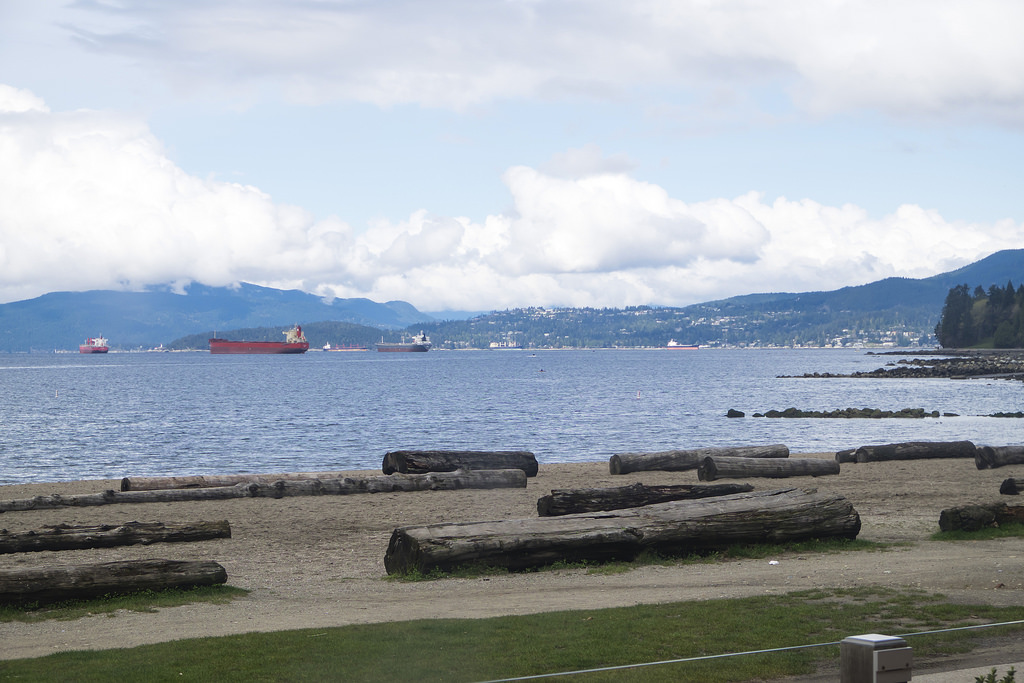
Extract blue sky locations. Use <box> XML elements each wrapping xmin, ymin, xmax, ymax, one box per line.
<box><xmin>1</xmin><ymin>1</ymin><xmax>1023</xmax><ymax>313</ymax></box>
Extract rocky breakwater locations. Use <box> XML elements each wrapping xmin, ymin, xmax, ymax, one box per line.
<box><xmin>785</xmin><ymin>350</ymin><xmax>1024</xmax><ymax>380</ymax></box>
<box><xmin>753</xmin><ymin>407</ymin><xmax>940</xmax><ymax>419</ymax></box>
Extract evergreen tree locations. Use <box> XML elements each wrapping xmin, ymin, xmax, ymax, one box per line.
<box><xmin>935</xmin><ymin>284</ymin><xmax>974</xmax><ymax>347</ymax></box>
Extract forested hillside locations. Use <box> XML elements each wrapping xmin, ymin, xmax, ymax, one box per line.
<box><xmin>935</xmin><ymin>281</ymin><xmax>1024</xmax><ymax>348</ymax></box>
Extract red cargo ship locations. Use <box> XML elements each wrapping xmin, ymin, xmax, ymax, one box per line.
<box><xmin>209</xmin><ymin>325</ymin><xmax>309</xmax><ymax>354</ymax></box>
<box><xmin>79</xmin><ymin>336</ymin><xmax>109</xmax><ymax>353</ymax></box>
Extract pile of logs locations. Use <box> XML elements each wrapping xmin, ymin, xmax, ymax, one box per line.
<box><xmin>609</xmin><ymin>445</ymin><xmax>789</xmax><ymax>474</ymax></box>
<box><xmin>382</xmin><ymin>450</ymin><xmax>539</xmax><ymax>476</ymax></box>
<box><xmin>384</xmin><ymin>487</ymin><xmax>861</xmax><ymax>575</ymax></box>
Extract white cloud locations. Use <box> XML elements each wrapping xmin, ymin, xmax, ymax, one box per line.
<box><xmin>0</xmin><ymin>84</ymin><xmax>49</xmax><ymax>113</ymax></box>
<box><xmin>2</xmin><ymin>87</ymin><xmax>1023</xmax><ymax>311</ymax></box>
<box><xmin>55</xmin><ymin>1</ymin><xmax>1024</xmax><ymax>123</ymax></box>
<box><xmin>0</xmin><ymin>95</ymin><xmax>355</xmax><ymax>302</ymax></box>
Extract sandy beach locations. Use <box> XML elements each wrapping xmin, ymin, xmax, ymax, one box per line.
<box><xmin>1</xmin><ymin>454</ymin><xmax>1023</xmax><ymax>675</ymax></box>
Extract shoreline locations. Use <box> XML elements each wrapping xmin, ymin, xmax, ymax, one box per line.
<box><xmin>1</xmin><ymin>457</ymin><xmax>1022</xmax><ymax>669</ymax></box>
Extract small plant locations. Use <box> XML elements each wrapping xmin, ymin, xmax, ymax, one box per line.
<box><xmin>976</xmin><ymin>666</ymin><xmax>1016</xmax><ymax>683</ymax></box>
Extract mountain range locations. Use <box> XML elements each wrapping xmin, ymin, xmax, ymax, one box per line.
<box><xmin>0</xmin><ymin>249</ymin><xmax>1021</xmax><ymax>352</ymax></box>
<box><xmin>0</xmin><ymin>283</ymin><xmax>428</xmax><ymax>352</ymax></box>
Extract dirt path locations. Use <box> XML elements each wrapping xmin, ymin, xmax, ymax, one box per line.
<box><xmin>2</xmin><ymin>456</ymin><xmax>1022</xmax><ymax>664</ymax></box>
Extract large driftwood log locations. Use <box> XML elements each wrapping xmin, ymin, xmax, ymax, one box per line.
<box><xmin>975</xmin><ymin>446</ymin><xmax>1024</xmax><ymax>470</ymax></box>
<box><xmin>0</xmin><ymin>559</ymin><xmax>227</xmax><ymax>605</ymax></box>
<box><xmin>121</xmin><ymin>472</ymin><xmax>361</xmax><ymax>491</ymax></box>
<box><xmin>382</xmin><ymin>450</ymin><xmax>539</xmax><ymax>476</ymax></box>
<box><xmin>1000</xmin><ymin>479</ymin><xmax>1022</xmax><ymax>495</ymax></box>
<box><xmin>536</xmin><ymin>482</ymin><xmax>754</xmax><ymax>517</ymax></box>
<box><xmin>938</xmin><ymin>502</ymin><xmax>1024</xmax><ymax>532</ymax></box>
<box><xmin>0</xmin><ymin>470</ymin><xmax>526</xmax><ymax>513</ymax></box>
<box><xmin>852</xmin><ymin>440</ymin><xmax>976</xmax><ymax>463</ymax></box>
<box><xmin>384</xmin><ymin>487</ymin><xmax>860</xmax><ymax>575</ymax></box>
<box><xmin>0</xmin><ymin>521</ymin><xmax>231</xmax><ymax>554</ymax></box>
<box><xmin>698</xmin><ymin>457</ymin><xmax>840</xmax><ymax>481</ymax></box>
<box><xmin>609</xmin><ymin>445</ymin><xmax>789</xmax><ymax>475</ymax></box>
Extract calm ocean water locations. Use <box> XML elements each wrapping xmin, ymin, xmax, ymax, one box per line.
<box><xmin>1</xmin><ymin>348</ymin><xmax>1022</xmax><ymax>485</ymax></box>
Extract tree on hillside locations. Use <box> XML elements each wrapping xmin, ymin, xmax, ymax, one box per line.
<box><xmin>935</xmin><ymin>281</ymin><xmax>1024</xmax><ymax>348</ymax></box>
<box><xmin>935</xmin><ymin>284</ymin><xmax>975</xmax><ymax>347</ymax></box>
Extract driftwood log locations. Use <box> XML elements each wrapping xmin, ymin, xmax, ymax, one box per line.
<box><xmin>1001</xmin><ymin>479</ymin><xmax>1022</xmax><ymax>495</ymax></box>
<box><xmin>0</xmin><ymin>521</ymin><xmax>231</xmax><ymax>554</ymax></box>
<box><xmin>851</xmin><ymin>440</ymin><xmax>977</xmax><ymax>463</ymax></box>
<box><xmin>835</xmin><ymin>449</ymin><xmax>857</xmax><ymax>464</ymax></box>
<box><xmin>975</xmin><ymin>446</ymin><xmax>1024</xmax><ymax>470</ymax></box>
<box><xmin>938</xmin><ymin>502</ymin><xmax>1024</xmax><ymax>532</ymax></box>
<box><xmin>121</xmin><ymin>472</ymin><xmax>363</xmax><ymax>491</ymax></box>
<box><xmin>698</xmin><ymin>457</ymin><xmax>840</xmax><ymax>481</ymax></box>
<box><xmin>382</xmin><ymin>450</ymin><xmax>539</xmax><ymax>477</ymax></box>
<box><xmin>609</xmin><ymin>445</ymin><xmax>789</xmax><ymax>475</ymax></box>
<box><xmin>384</xmin><ymin>487</ymin><xmax>860</xmax><ymax>575</ymax></box>
<box><xmin>536</xmin><ymin>482</ymin><xmax>754</xmax><ymax>516</ymax></box>
<box><xmin>0</xmin><ymin>559</ymin><xmax>227</xmax><ymax>606</ymax></box>
<box><xmin>0</xmin><ymin>470</ymin><xmax>526</xmax><ymax>513</ymax></box>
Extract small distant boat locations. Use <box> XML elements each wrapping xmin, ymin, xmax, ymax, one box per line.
<box><xmin>377</xmin><ymin>331</ymin><xmax>431</xmax><ymax>353</ymax></box>
<box><xmin>79</xmin><ymin>336</ymin><xmax>109</xmax><ymax>354</ymax></box>
<box><xmin>665</xmin><ymin>340</ymin><xmax>698</xmax><ymax>350</ymax></box>
<box><xmin>323</xmin><ymin>342</ymin><xmax>368</xmax><ymax>352</ymax></box>
<box><xmin>209</xmin><ymin>325</ymin><xmax>309</xmax><ymax>354</ymax></box>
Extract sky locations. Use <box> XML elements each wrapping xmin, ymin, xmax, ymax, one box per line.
<box><xmin>1</xmin><ymin>1</ymin><xmax>1024</xmax><ymax>314</ymax></box>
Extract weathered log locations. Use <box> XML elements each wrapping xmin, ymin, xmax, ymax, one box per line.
<box><xmin>0</xmin><ymin>470</ymin><xmax>526</xmax><ymax>512</ymax></box>
<box><xmin>0</xmin><ymin>483</ymin><xmax>256</xmax><ymax>512</ymax></box>
<box><xmin>0</xmin><ymin>559</ymin><xmax>227</xmax><ymax>605</ymax></box>
<box><xmin>536</xmin><ymin>482</ymin><xmax>754</xmax><ymax>517</ymax></box>
<box><xmin>382</xmin><ymin>450</ymin><xmax>539</xmax><ymax>476</ymax></box>
<box><xmin>609</xmin><ymin>445</ymin><xmax>790</xmax><ymax>475</ymax></box>
<box><xmin>698</xmin><ymin>456</ymin><xmax>840</xmax><ymax>481</ymax></box>
<box><xmin>121</xmin><ymin>471</ymin><xmax>361</xmax><ymax>491</ymax></box>
<box><xmin>852</xmin><ymin>440</ymin><xmax>976</xmax><ymax>463</ymax></box>
<box><xmin>1000</xmin><ymin>479</ymin><xmax>1022</xmax><ymax>495</ymax></box>
<box><xmin>938</xmin><ymin>502</ymin><xmax>1024</xmax><ymax>532</ymax></box>
<box><xmin>0</xmin><ymin>521</ymin><xmax>231</xmax><ymax>554</ymax></box>
<box><xmin>384</xmin><ymin>487</ymin><xmax>861</xmax><ymax>575</ymax></box>
<box><xmin>974</xmin><ymin>446</ymin><xmax>1024</xmax><ymax>470</ymax></box>
<box><xmin>835</xmin><ymin>449</ymin><xmax>857</xmax><ymax>464</ymax></box>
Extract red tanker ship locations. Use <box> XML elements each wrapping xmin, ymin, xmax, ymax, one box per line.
<box><xmin>79</xmin><ymin>336</ymin><xmax>109</xmax><ymax>353</ymax></box>
<box><xmin>209</xmin><ymin>325</ymin><xmax>309</xmax><ymax>354</ymax></box>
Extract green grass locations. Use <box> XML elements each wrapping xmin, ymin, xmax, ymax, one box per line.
<box><xmin>3</xmin><ymin>587</ymin><xmax>1023</xmax><ymax>682</ymax></box>
<box><xmin>0</xmin><ymin>585</ymin><xmax>248</xmax><ymax>623</ymax></box>
<box><xmin>932</xmin><ymin>522</ymin><xmax>1024</xmax><ymax>541</ymax></box>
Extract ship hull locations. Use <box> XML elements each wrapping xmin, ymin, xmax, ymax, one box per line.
<box><xmin>209</xmin><ymin>339</ymin><xmax>309</xmax><ymax>354</ymax></box>
<box><xmin>376</xmin><ymin>344</ymin><xmax>430</xmax><ymax>352</ymax></box>
<box><xmin>79</xmin><ymin>346</ymin><xmax>109</xmax><ymax>354</ymax></box>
